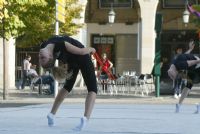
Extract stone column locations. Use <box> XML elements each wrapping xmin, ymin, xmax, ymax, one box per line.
<box><xmin>138</xmin><ymin>0</ymin><xmax>159</xmax><ymax>74</ymax></box>
<box><xmin>0</xmin><ymin>38</ymin><xmax>16</xmax><ymax>90</ymax></box>
<box><xmin>8</xmin><ymin>38</ymin><xmax>16</xmax><ymax>89</ymax></box>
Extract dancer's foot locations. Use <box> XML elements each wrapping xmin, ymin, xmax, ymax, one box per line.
<box><xmin>194</xmin><ymin>103</ymin><xmax>200</xmax><ymax>114</ymax></box>
<box><xmin>73</xmin><ymin>116</ymin><xmax>88</xmax><ymax>131</ymax></box>
<box><xmin>174</xmin><ymin>94</ymin><xmax>179</xmax><ymax>99</ymax></box>
<box><xmin>47</xmin><ymin>113</ymin><xmax>54</xmax><ymax>127</ymax></box>
<box><xmin>178</xmin><ymin>94</ymin><xmax>181</xmax><ymax>98</ymax></box>
<box><xmin>175</xmin><ymin>103</ymin><xmax>180</xmax><ymax>113</ymax></box>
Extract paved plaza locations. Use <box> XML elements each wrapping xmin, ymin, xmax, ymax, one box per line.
<box><xmin>0</xmin><ymin>103</ymin><xmax>200</xmax><ymax>134</ymax></box>
<box><xmin>0</xmin><ymin>86</ymin><xmax>200</xmax><ymax>134</ymax></box>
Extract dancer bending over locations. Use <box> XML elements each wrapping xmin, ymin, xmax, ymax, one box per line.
<box><xmin>39</xmin><ymin>35</ymin><xmax>97</xmax><ymax>131</ymax></box>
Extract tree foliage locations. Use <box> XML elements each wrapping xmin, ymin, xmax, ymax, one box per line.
<box><xmin>0</xmin><ymin>0</ymin><xmax>83</xmax><ymax>47</ymax></box>
<box><xmin>190</xmin><ymin>5</ymin><xmax>200</xmax><ymax>32</ymax></box>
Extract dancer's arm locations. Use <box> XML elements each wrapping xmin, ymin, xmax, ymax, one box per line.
<box><xmin>187</xmin><ymin>60</ymin><xmax>200</xmax><ymax>67</ymax></box>
<box><xmin>64</xmin><ymin>42</ymin><xmax>96</xmax><ymax>55</ymax></box>
<box><xmin>185</xmin><ymin>40</ymin><xmax>195</xmax><ymax>54</ymax></box>
<box><xmin>108</xmin><ymin>60</ymin><xmax>113</xmax><ymax>69</ymax></box>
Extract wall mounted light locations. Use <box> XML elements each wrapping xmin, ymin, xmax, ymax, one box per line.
<box><xmin>108</xmin><ymin>3</ymin><xmax>115</xmax><ymax>23</ymax></box>
<box><xmin>183</xmin><ymin>0</ymin><xmax>190</xmax><ymax>24</ymax></box>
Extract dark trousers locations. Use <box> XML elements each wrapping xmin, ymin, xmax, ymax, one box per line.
<box><xmin>35</xmin><ymin>75</ymin><xmax>55</xmax><ymax>94</ymax></box>
<box><xmin>100</xmin><ymin>73</ymin><xmax>108</xmax><ymax>91</ymax></box>
<box><xmin>21</xmin><ymin>70</ymin><xmax>29</xmax><ymax>89</ymax></box>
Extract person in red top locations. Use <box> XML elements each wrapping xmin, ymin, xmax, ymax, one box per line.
<box><xmin>99</xmin><ymin>53</ymin><xmax>113</xmax><ymax>91</ymax></box>
<box><xmin>102</xmin><ymin>53</ymin><xmax>113</xmax><ymax>71</ymax></box>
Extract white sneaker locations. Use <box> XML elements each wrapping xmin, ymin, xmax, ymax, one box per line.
<box><xmin>47</xmin><ymin>113</ymin><xmax>54</xmax><ymax>127</ymax></box>
<box><xmin>174</xmin><ymin>94</ymin><xmax>179</xmax><ymax>99</ymax></box>
<box><xmin>194</xmin><ymin>103</ymin><xmax>200</xmax><ymax>114</ymax></box>
<box><xmin>175</xmin><ymin>103</ymin><xmax>180</xmax><ymax>113</ymax></box>
<box><xmin>178</xmin><ymin>94</ymin><xmax>181</xmax><ymax>98</ymax></box>
<box><xmin>73</xmin><ymin>117</ymin><xmax>88</xmax><ymax>131</ymax></box>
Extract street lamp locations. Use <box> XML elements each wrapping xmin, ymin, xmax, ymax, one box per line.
<box><xmin>108</xmin><ymin>3</ymin><xmax>115</xmax><ymax>23</ymax></box>
<box><xmin>183</xmin><ymin>0</ymin><xmax>190</xmax><ymax>24</ymax></box>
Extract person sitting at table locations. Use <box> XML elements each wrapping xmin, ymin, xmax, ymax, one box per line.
<box><xmin>32</xmin><ymin>73</ymin><xmax>55</xmax><ymax>95</ymax></box>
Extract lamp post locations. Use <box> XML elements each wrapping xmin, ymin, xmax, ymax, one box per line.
<box><xmin>108</xmin><ymin>3</ymin><xmax>115</xmax><ymax>23</ymax></box>
<box><xmin>183</xmin><ymin>0</ymin><xmax>190</xmax><ymax>24</ymax></box>
<box><xmin>2</xmin><ymin>2</ymin><xmax>8</xmax><ymax>100</ymax></box>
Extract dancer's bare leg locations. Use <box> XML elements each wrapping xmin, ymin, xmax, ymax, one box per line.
<box><xmin>175</xmin><ymin>87</ymin><xmax>190</xmax><ymax>113</ymax></box>
<box><xmin>47</xmin><ymin>88</ymin><xmax>68</xmax><ymax>126</ymax></box>
<box><xmin>50</xmin><ymin>88</ymin><xmax>69</xmax><ymax>114</ymax></box>
<box><xmin>73</xmin><ymin>91</ymin><xmax>96</xmax><ymax>131</ymax></box>
<box><xmin>178</xmin><ymin>87</ymin><xmax>190</xmax><ymax>105</ymax></box>
<box><xmin>84</xmin><ymin>91</ymin><xmax>96</xmax><ymax>119</ymax></box>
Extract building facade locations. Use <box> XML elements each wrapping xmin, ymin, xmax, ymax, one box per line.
<box><xmin>0</xmin><ymin>0</ymin><xmax>199</xmax><ymax>91</ymax></box>
<box><xmin>85</xmin><ymin>0</ymin><xmax>199</xmax><ymax>77</ymax></box>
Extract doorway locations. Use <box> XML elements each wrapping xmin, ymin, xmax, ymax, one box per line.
<box><xmin>115</xmin><ymin>34</ymin><xmax>139</xmax><ymax>75</ymax></box>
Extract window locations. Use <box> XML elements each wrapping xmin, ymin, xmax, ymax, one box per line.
<box><xmin>93</xmin><ymin>35</ymin><xmax>115</xmax><ymax>45</ymax></box>
<box><xmin>99</xmin><ymin>0</ymin><xmax>133</xmax><ymax>9</ymax></box>
<box><xmin>162</xmin><ymin>0</ymin><xmax>198</xmax><ymax>8</ymax></box>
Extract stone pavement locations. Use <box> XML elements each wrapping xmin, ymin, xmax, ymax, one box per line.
<box><xmin>0</xmin><ymin>87</ymin><xmax>200</xmax><ymax>134</ymax></box>
<box><xmin>0</xmin><ymin>103</ymin><xmax>200</xmax><ymax>134</ymax></box>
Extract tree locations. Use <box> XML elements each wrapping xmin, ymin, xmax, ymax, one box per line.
<box><xmin>0</xmin><ymin>0</ymin><xmax>83</xmax><ymax>47</ymax></box>
<box><xmin>0</xmin><ymin>0</ymin><xmax>7</xmax><ymax>20</ymax></box>
<box><xmin>190</xmin><ymin>5</ymin><xmax>200</xmax><ymax>32</ymax></box>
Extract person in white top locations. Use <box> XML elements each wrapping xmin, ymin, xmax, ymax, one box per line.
<box><xmin>21</xmin><ymin>55</ymin><xmax>31</xmax><ymax>89</ymax></box>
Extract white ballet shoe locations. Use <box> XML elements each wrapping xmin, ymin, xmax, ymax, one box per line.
<box><xmin>72</xmin><ymin>116</ymin><xmax>88</xmax><ymax>131</ymax></box>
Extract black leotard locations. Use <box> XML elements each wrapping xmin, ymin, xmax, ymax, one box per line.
<box><xmin>41</xmin><ymin>35</ymin><xmax>97</xmax><ymax>93</ymax></box>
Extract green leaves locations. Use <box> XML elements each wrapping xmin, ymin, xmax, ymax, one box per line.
<box><xmin>192</xmin><ymin>5</ymin><xmax>200</xmax><ymax>12</ymax></box>
<box><xmin>191</xmin><ymin>5</ymin><xmax>200</xmax><ymax>31</ymax></box>
<box><xmin>0</xmin><ymin>0</ymin><xmax>83</xmax><ymax>47</ymax></box>
<box><xmin>10</xmin><ymin>0</ymin><xmax>48</xmax><ymax>6</ymax></box>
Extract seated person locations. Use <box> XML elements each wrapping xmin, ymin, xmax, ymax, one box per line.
<box><xmin>34</xmin><ymin>74</ymin><xmax>55</xmax><ymax>95</ymax></box>
<box><xmin>17</xmin><ymin>64</ymin><xmax>37</xmax><ymax>90</ymax></box>
<box><xmin>31</xmin><ymin>70</ymin><xmax>55</xmax><ymax>95</ymax></box>
<box><xmin>28</xmin><ymin>65</ymin><xmax>39</xmax><ymax>78</ymax></box>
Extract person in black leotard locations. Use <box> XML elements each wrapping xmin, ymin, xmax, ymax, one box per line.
<box><xmin>171</xmin><ymin>40</ymin><xmax>195</xmax><ymax>99</ymax></box>
<box><xmin>39</xmin><ymin>35</ymin><xmax>97</xmax><ymax>131</ymax></box>
<box><xmin>168</xmin><ymin>53</ymin><xmax>200</xmax><ymax>113</ymax></box>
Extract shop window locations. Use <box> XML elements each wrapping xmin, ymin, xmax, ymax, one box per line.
<box><xmin>92</xmin><ymin>35</ymin><xmax>115</xmax><ymax>65</ymax></box>
<box><xmin>99</xmin><ymin>0</ymin><xmax>133</xmax><ymax>9</ymax></box>
<box><xmin>93</xmin><ymin>35</ymin><xmax>115</xmax><ymax>45</ymax></box>
<box><xmin>162</xmin><ymin>0</ymin><xmax>198</xmax><ymax>8</ymax></box>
